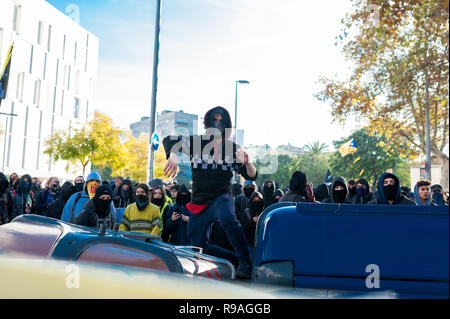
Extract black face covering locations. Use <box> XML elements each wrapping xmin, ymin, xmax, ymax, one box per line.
<box><xmin>250</xmin><ymin>199</ymin><xmax>264</xmax><ymax>215</ymax></box>
<box><xmin>75</xmin><ymin>182</ymin><xmax>84</xmax><ymax>192</ymax></box>
<box><xmin>176</xmin><ymin>193</ymin><xmax>191</xmax><ymax>206</ymax></box>
<box><xmin>244</xmin><ymin>187</ymin><xmax>255</xmax><ymax>199</ymax></box>
<box><xmin>383</xmin><ymin>184</ymin><xmax>398</xmax><ymax>201</ymax></box>
<box><xmin>151</xmin><ymin>197</ymin><xmax>164</xmax><ymax>207</ymax></box>
<box><xmin>94</xmin><ymin>198</ymin><xmax>111</xmax><ymax>217</ymax></box>
<box><xmin>348</xmin><ymin>187</ymin><xmax>357</xmax><ymax>197</ymax></box>
<box><xmin>263</xmin><ymin>184</ymin><xmax>274</xmax><ymax>195</ymax></box>
<box><xmin>334</xmin><ymin>189</ymin><xmax>347</xmax><ymax>203</ymax></box>
<box><xmin>120</xmin><ymin>188</ymin><xmax>131</xmax><ymax>199</ymax></box>
<box><xmin>51</xmin><ymin>182</ymin><xmax>61</xmax><ymax>193</ymax></box>
<box><xmin>432</xmin><ymin>192</ymin><xmax>444</xmax><ymax>206</ymax></box>
<box><xmin>136</xmin><ymin>195</ymin><xmax>149</xmax><ymax>211</ymax></box>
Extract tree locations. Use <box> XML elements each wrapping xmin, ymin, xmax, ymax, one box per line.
<box><xmin>316</xmin><ymin>0</ymin><xmax>449</xmax><ymax>187</ymax></box>
<box><xmin>330</xmin><ymin>128</ymin><xmax>411</xmax><ymax>187</ymax></box>
<box><xmin>44</xmin><ymin>127</ymin><xmax>96</xmax><ymax>176</ymax></box>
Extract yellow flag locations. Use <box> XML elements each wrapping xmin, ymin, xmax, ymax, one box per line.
<box><xmin>339</xmin><ymin>138</ymin><xmax>357</xmax><ymax>157</ymax></box>
<box><xmin>359</xmin><ymin>169</ymin><xmax>365</xmax><ymax>176</ymax></box>
<box><xmin>353</xmin><ymin>156</ymin><xmax>361</xmax><ymax>164</ymax></box>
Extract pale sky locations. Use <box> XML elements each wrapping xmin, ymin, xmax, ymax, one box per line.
<box><xmin>48</xmin><ymin>0</ymin><xmax>358</xmax><ymax>150</ymax></box>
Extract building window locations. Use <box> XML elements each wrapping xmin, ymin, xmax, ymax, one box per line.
<box><xmin>36</xmin><ymin>111</ymin><xmax>43</xmax><ymax>170</ymax></box>
<box><xmin>43</xmin><ymin>52</ymin><xmax>47</xmax><ymax>80</ymax></box>
<box><xmin>34</xmin><ymin>79</ymin><xmax>41</xmax><ymax>106</ymax></box>
<box><xmin>29</xmin><ymin>45</ymin><xmax>34</xmax><ymax>74</ymax></box>
<box><xmin>47</xmin><ymin>25</ymin><xmax>52</xmax><ymax>52</ymax></box>
<box><xmin>6</xmin><ymin>103</ymin><xmax>14</xmax><ymax>168</ymax></box>
<box><xmin>86</xmin><ymin>100</ymin><xmax>89</xmax><ymax>122</ymax></box>
<box><xmin>13</xmin><ymin>5</ymin><xmax>22</xmax><ymax>33</ymax></box>
<box><xmin>52</xmin><ymin>86</ymin><xmax>57</xmax><ymax>113</ymax></box>
<box><xmin>22</xmin><ymin>106</ymin><xmax>29</xmax><ymax>168</ymax></box>
<box><xmin>62</xmin><ymin>34</ymin><xmax>66</xmax><ymax>60</ymax></box>
<box><xmin>74</xmin><ymin>41</ymin><xmax>77</xmax><ymax>65</ymax></box>
<box><xmin>16</xmin><ymin>72</ymin><xmax>24</xmax><ymax>102</ymax></box>
<box><xmin>63</xmin><ymin>64</ymin><xmax>68</xmax><ymax>87</ymax></box>
<box><xmin>74</xmin><ymin>97</ymin><xmax>80</xmax><ymax>119</ymax></box>
<box><xmin>67</xmin><ymin>65</ymin><xmax>71</xmax><ymax>90</ymax></box>
<box><xmin>37</xmin><ymin>21</ymin><xmax>44</xmax><ymax>45</ymax></box>
<box><xmin>60</xmin><ymin>90</ymin><xmax>65</xmax><ymax>116</ymax></box>
<box><xmin>74</xmin><ymin>69</ymin><xmax>80</xmax><ymax>93</ymax></box>
<box><xmin>55</xmin><ymin>59</ymin><xmax>59</xmax><ymax>85</ymax></box>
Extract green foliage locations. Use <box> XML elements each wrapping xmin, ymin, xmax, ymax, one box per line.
<box><xmin>330</xmin><ymin>128</ymin><xmax>410</xmax><ymax>186</ymax></box>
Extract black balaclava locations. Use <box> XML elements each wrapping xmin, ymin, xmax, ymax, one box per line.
<box><xmin>383</xmin><ymin>179</ymin><xmax>398</xmax><ymax>201</ymax></box>
<box><xmin>176</xmin><ymin>185</ymin><xmax>191</xmax><ymax>206</ymax></box>
<box><xmin>244</xmin><ymin>186</ymin><xmax>256</xmax><ymax>199</ymax></box>
<box><xmin>151</xmin><ymin>185</ymin><xmax>165</xmax><ymax>207</ymax></box>
<box><xmin>333</xmin><ymin>181</ymin><xmax>348</xmax><ymax>203</ymax></box>
<box><xmin>289</xmin><ymin>171</ymin><xmax>307</xmax><ymax>196</ymax></box>
<box><xmin>348</xmin><ymin>179</ymin><xmax>357</xmax><ymax>197</ymax></box>
<box><xmin>250</xmin><ymin>198</ymin><xmax>264</xmax><ymax>216</ymax></box>
<box><xmin>93</xmin><ymin>184</ymin><xmax>113</xmax><ymax>217</ymax></box>
<box><xmin>75</xmin><ymin>181</ymin><xmax>85</xmax><ymax>192</ymax></box>
<box><xmin>120</xmin><ymin>188</ymin><xmax>131</xmax><ymax>200</ymax></box>
<box><xmin>135</xmin><ymin>183</ymin><xmax>150</xmax><ymax>211</ymax></box>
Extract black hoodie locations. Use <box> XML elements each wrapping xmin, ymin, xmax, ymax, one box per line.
<box><xmin>11</xmin><ymin>174</ymin><xmax>35</xmax><ymax>218</ymax></box>
<box><xmin>352</xmin><ymin>178</ymin><xmax>374</xmax><ymax>204</ymax></box>
<box><xmin>113</xmin><ymin>179</ymin><xmax>135</xmax><ymax>208</ymax></box>
<box><xmin>162</xmin><ymin>106</ymin><xmax>257</xmax><ymax>206</ymax></box>
<box><xmin>73</xmin><ymin>185</ymin><xmax>115</xmax><ymax>229</ymax></box>
<box><xmin>47</xmin><ymin>182</ymin><xmax>75</xmax><ymax>220</ymax></box>
<box><xmin>322</xmin><ymin>176</ymin><xmax>352</xmax><ymax>204</ymax></box>
<box><xmin>314</xmin><ymin>183</ymin><xmax>330</xmax><ymax>202</ymax></box>
<box><xmin>240</xmin><ymin>191</ymin><xmax>264</xmax><ymax>247</ymax></box>
<box><xmin>0</xmin><ymin>173</ymin><xmax>15</xmax><ymax>224</ymax></box>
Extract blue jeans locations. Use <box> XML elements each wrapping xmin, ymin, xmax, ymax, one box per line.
<box><xmin>187</xmin><ymin>193</ymin><xmax>250</xmax><ymax>266</ymax></box>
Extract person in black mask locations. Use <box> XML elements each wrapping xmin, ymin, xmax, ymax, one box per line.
<box><xmin>74</xmin><ymin>176</ymin><xmax>85</xmax><ymax>193</ymax></box>
<box><xmin>322</xmin><ymin>176</ymin><xmax>352</xmax><ymax>204</ymax></box>
<box><xmin>36</xmin><ymin>176</ymin><xmax>61</xmax><ymax>216</ymax></box>
<box><xmin>262</xmin><ymin>180</ymin><xmax>275</xmax><ymax>208</ymax></box>
<box><xmin>165</xmin><ymin>184</ymin><xmax>193</xmax><ymax>245</ymax></box>
<box><xmin>151</xmin><ymin>185</ymin><xmax>174</xmax><ymax>242</ymax></box>
<box><xmin>73</xmin><ymin>184</ymin><xmax>116</xmax><ymax>229</ymax></box>
<box><xmin>240</xmin><ymin>191</ymin><xmax>264</xmax><ymax>247</ymax></box>
<box><xmin>119</xmin><ymin>183</ymin><xmax>161</xmax><ymax>235</ymax></box>
<box><xmin>232</xmin><ymin>183</ymin><xmax>243</xmax><ymax>198</ymax></box>
<box><xmin>113</xmin><ymin>179</ymin><xmax>135</xmax><ymax>208</ymax></box>
<box><xmin>0</xmin><ymin>172</ymin><xmax>15</xmax><ymax>225</ymax></box>
<box><xmin>369</xmin><ymin>172</ymin><xmax>416</xmax><ymax>205</ymax></box>
<box><xmin>430</xmin><ymin>184</ymin><xmax>448</xmax><ymax>206</ymax></box>
<box><xmin>47</xmin><ymin>181</ymin><xmax>75</xmax><ymax>220</ymax></box>
<box><xmin>314</xmin><ymin>183</ymin><xmax>330</xmax><ymax>203</ymax></box>
<box><xmin>234</xmin><ymin>180</ymin><xmax>256</xmax><ymax>222</ymax></box>
<box><xmin>279</xmin><ymin>171</ymin><xmax>308</xmax><ymax>203</ymax></box>
<box><xmin>271</xmin><ymin>189</ymin><xmax>284</xmax><ymax>204</ymax></box>
<box><xmin>31</xmin><ymin>177</ymin><xmax>42</xmax><ymax>194</ymax></box>
<box><xmin>352</xmin><ymin>178</ymin><xmax>374</xmax><ymax>204</ymax></box>
<box><xmin>347</xmin><ymin>179</ymin><xmax>357</xmax><ymax>201</ymax></box>
<box><xmin>8</xmin><ymin>173</ymin><xmax>18</xmax><ymax>190</ymax></box>
<box><xmin>10</xmin><ymin>174</ymin><xmax>36</xmax><ymax>218</ymax></box>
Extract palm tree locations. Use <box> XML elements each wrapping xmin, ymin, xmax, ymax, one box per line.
<box><xmin>303</xmin><ymin>141</ymin><xmax>329</xmax><ymax>160</ymax></box>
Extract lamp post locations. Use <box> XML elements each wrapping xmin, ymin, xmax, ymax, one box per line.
<box><xmin>234</xmin><ymin>80</ymin><xmax>250</xmax><ymax>183</ymax></box>
<box><xmin>147</xmin><ymin>0</ymin><xmax>162</xmax><ymax>182</ymax></box>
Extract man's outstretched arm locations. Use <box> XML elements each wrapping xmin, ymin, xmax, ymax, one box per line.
<box><xmin>236</xmin><ymin>149</ymin><xmax>257</xmax><ymax>180</ymax></box>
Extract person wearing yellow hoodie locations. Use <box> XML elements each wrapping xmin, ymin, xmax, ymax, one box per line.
<box><xmin>119</xmin><ymin>183</ymin><xmax>161</xmax><ymax>236</ymax></box>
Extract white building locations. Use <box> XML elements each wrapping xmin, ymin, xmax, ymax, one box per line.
<box><xmin>0</xmin><ymin>0</ymin><xmax>99</xmax><ymax>179</ymax></box>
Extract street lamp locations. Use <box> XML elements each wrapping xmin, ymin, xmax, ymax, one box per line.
<box><xmin>234</xmin><ymin>80</ymin><xmax>250</xmax><ymax>183</ymax></box>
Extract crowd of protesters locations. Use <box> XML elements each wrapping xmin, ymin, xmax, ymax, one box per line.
<box><xmin>0</xmin><ymin>108</ymin><xmax>448</xmax><ymax>280</ymax></box>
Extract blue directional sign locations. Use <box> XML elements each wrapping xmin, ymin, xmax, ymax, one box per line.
<box><xmin>151</xmin><ymin>132</ymin><xmax>160</xmax><ymax>151</ymax></box>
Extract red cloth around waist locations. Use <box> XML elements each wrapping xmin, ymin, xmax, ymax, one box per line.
<box><xmin>186</xmin><ymin>203</ymin><xmax>209</xmax><ymax>214</ymax></box>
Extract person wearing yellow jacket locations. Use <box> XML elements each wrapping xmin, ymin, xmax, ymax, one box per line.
<box><xmin>119</xmin><ymin>183</ymin><xmax>161</xmax><ymax>236</ymax></box>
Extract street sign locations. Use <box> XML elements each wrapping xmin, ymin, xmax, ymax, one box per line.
<box><xmin>151</xmin><ymin>132</ymin><xmax>160</xmax><ymax>151</ymax></box>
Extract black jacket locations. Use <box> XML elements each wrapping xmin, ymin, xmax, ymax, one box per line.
<box><xmin>72</xmin><ymin>198</ymin><xmax>115</xmax><ymax>229</ymax></box>
<box><xmin>0</xmin><ymin>173</ymin><xmax>15</xmax><ymax>224</ymax></box>
<box><xmin>47</xmin><ymin>182</ymin><xmax>75</xmax><ymax>220</ymax></box>
<box><xmin>240</xmin><ymin>191</ymin><xmax>264</xmax><ymax>247</ymax></box>
<box><xmin>314</xmin><ymin>183</ymin><xmax>330</xmax><ymax>202</ymax></box>
<box><xmin>322</xmin><ymin>176</ymin><xmax>352</xmax><ymax>204</ymax></box>
<box><xmin>10</xmin><ymin>174</ymin><xmax>36</xmax><ymax>218</ymax></box>
<box><xmin>369</xmin><ymin>172</ymin><xmax>417</xmax><ymax>206</ymax></box>
<box><xmin>279</xmin><ymin>191</ymin><xmax>308</xmax><ymax>203</ymax></box>
<box><xmin>162</xmin><ymin>107</ymin><xmax>257</xmax><ymax>205</ymax></box>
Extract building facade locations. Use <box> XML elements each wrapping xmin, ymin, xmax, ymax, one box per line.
<box><xmin>0</xmin><ymin>0</ymin><xmax>99</xmax><ymax>179</ymax></box>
